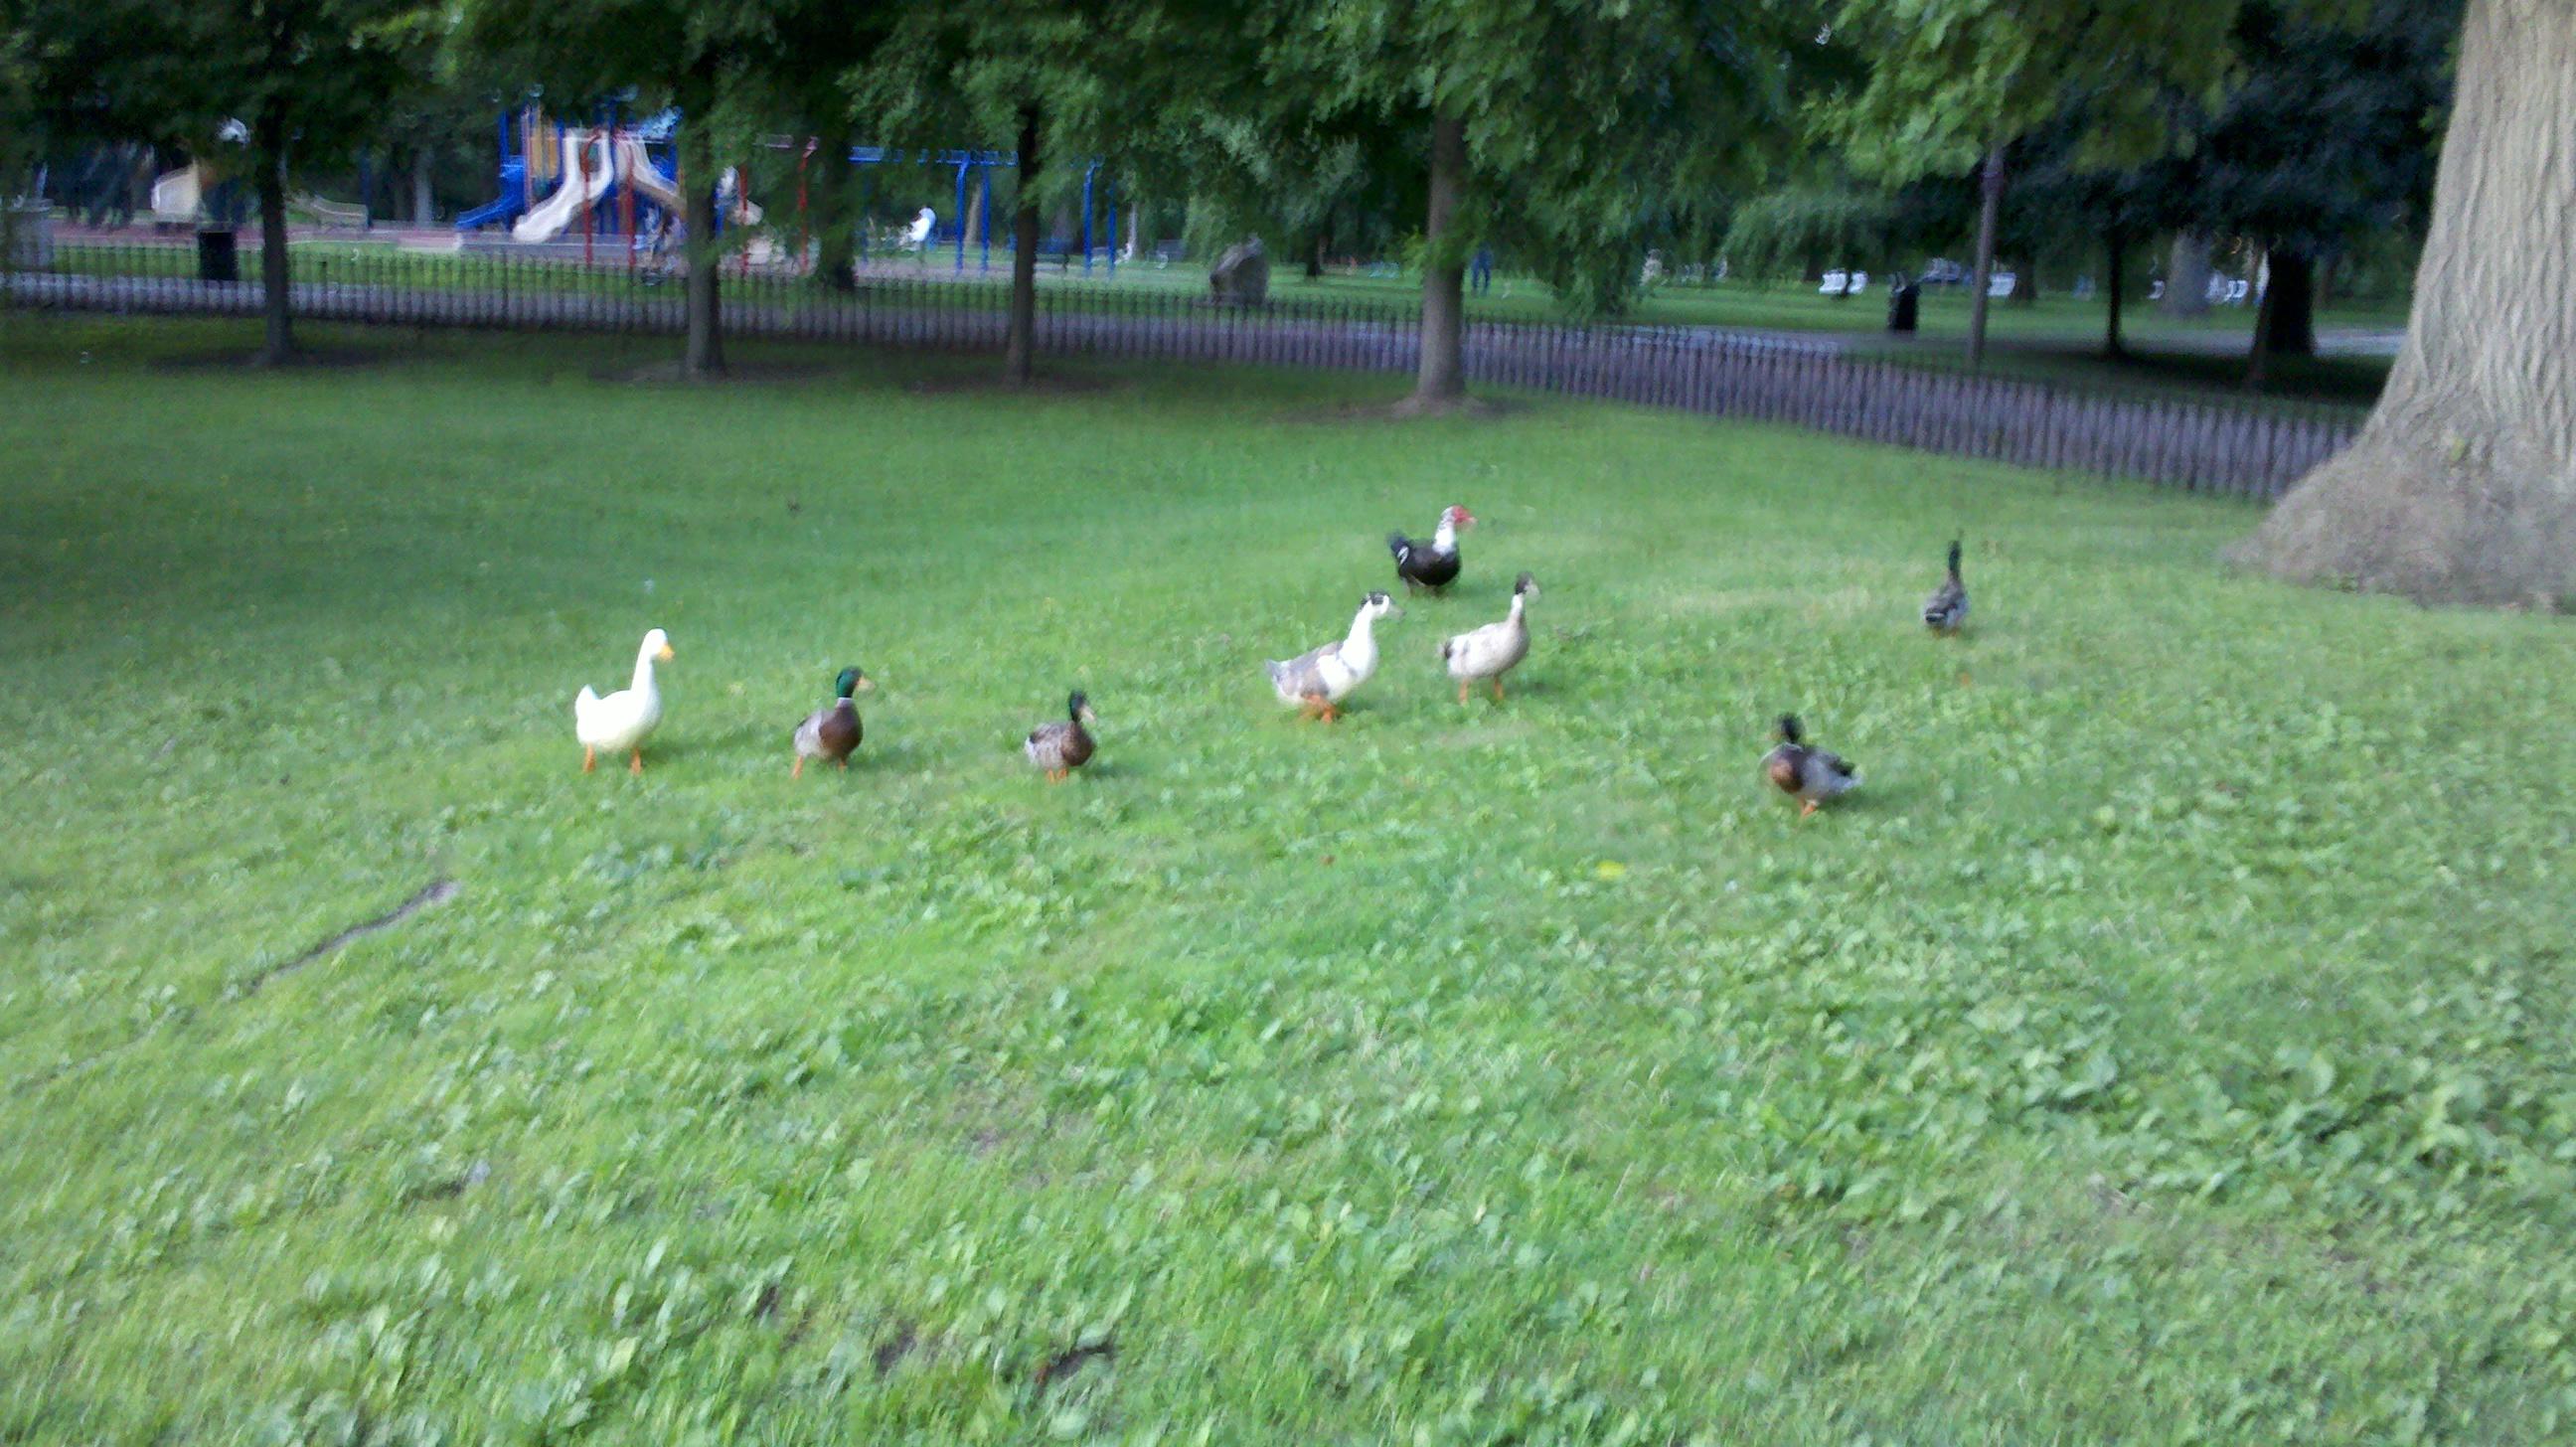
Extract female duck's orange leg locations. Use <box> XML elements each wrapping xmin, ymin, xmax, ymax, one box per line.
<box><xmin>583</xmin><ymin>746</ymin><xmax>596</xmax><ymax>773</ymax></box>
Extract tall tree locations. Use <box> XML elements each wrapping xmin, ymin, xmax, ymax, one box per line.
<box><xmin>866</xmin><ymin>0</ymin><xmax>1220</xmax><ymax>388</ymax></box>
<box><xmin>733</xmin><ymin>0</ymin><xmax>900</xmax><ymax>293</ymax></box>
<box><xmin>1257</xmin><ymin>0</ymin><xmax>1805</xmax><ymax>412</ymax></box>
<box><xmin>1820</xmin><ymin>0</ymin><xmax>2240</xmax><ymax>369</ymax></box>
<box><xmin>456</xmin><ymin>0</ymin><xmax>778</xmax><ymax>379</ymax></box>
<box><xmin>2236</xmin><ymin>0</ymin><xmax>2572</xmax><ymax>605</ymax></box>
<box><xmin>2152</xmin><ymin>0</ymin><xmax>2455</xmax><ymax>384</ymax></box>
<box><xmin>11</xmin><ymin>0</ymin><xmax>432</xmax><ymax>362</ymax></box>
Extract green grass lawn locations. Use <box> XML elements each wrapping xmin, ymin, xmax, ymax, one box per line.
<box><xmin>2</xmin><ymin>317</ymin><xmax>2568</xmax><ymax>1444</ymax></box>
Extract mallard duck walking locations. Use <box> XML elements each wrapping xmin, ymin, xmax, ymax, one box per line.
<box><xmin>1025</xmin><ymin>691</ymin><xmax>1098</xmax><ymax>782</ymax></box>
<box><xmin>574</xmin><ymin>628</ymin><xmax>674</xmax><ymax>774</ymax></box>
<box><xmin>1922</xmin><ymin>539</ymin><xmax>1968</xmax><ymax>634</ymax></box>
<box><xmin>791</xmin><ymin>666</ymin><xmax>873</xmax><ymax>777</ymax></box>
<box><xmin>1439</xmin><ymin>572</ymin><xmax>1537</xmax><ymax>703</ymax></box>
<box><xmin>1763</xmin><ymin>715</ymin><xmax>1857</xmax><ymax>816</ymax></box>
<box><xmin>1267</xmin><ymin>592</ymin><xmax>1400</xmax><ymax>723</ymax></box>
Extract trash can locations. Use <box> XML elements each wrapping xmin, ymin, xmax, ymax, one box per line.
<box><xmin>196</xmin><ymin>229</ymin><xmax>239</xmax><ymax>283</ymax></box>
<box><xmin>1886</xmin><ymin>279</ymin><xmax>1920</xmax><ymax>333</ymax></box>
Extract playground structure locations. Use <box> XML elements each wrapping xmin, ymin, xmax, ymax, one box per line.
<box><xmin>457</xmin><ymin>107</ymin><xmax>1122</xmax><ymax>278</ymax></box>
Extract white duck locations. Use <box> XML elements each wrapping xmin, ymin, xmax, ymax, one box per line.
<box><xmin>574</xmin><ymin>628</ymin><xmax>674</xmax><ymax>773</ymax></box>
<box><xmin>1266</xmin><ymin>592</ymin><xmax>1399</xmax><ymax>723</ymax></box>
<box><xmin>1440</xmin><ymin>571</ymin><xmax>1537</xmax><ymax>703</ymax></box>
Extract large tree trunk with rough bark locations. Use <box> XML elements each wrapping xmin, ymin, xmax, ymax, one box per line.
<box><xmin>2163</xmin><ymin>232</ymin><xmax>2212</xmax><ymax>317</ymax></box>
<box><xmin>1005</xmin><ymin>106</ymin><xmax>1041</xmax><ymax>387</ymax></box>
<box><xmin>680</xmin><ymin>111</ymin><xmax>724</xmax><ymax>380</ymax></box>
<box><xmin>253</xmin><ymin>108</ymin><xmax>294</xmax><ymax>366</ymax></box>
<box><xmin>1405</xmin><ymin>112</ymin><xmax>1468</xmax><ymax>410</ymax></box>
<box><xmin>1967</xmin><ymin>146</ymin><xmax>2004</xmax><ymax>369</ymax></box>
<box><xmin>2235</xmin><ymin>0</ymin><xmax>2576</xmax><ymax>607</ymax></box>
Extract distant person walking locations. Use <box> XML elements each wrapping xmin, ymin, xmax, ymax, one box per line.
<box><xmin>1470</xmin><ymin>245</ymin><xmax>1494</xmax><ymax>295</ymax></box>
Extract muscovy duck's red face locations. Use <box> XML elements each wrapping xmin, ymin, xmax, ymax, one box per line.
<box><xmin>1444</xmin><ymin>505</ymin><xmax>1477</xmax><ymax>529</ymax></box>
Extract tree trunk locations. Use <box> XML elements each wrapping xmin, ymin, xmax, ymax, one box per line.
<box><xmin>253</xmin><ymin>108</ymin><xmax>294</xmax><ymax>366</ymax></box>
<box><xmin>1967</xmin><ymin>145</ymin><xmax>2005</xmax><ymax>370</ymax></box>
<box><xmin>2234</xmin><ymin>0</ymin><xmax>2576</xmax><ymax>607</ymax></box>
<box><xmin>1003</xmin><ymin>104</ymin><xmax>1041</xmax><ymax>387</ymax></box>
<box><xmin>2007</xmin><ymin>263</ymin><xmax>2037</xmax><ymax>306</ymax></box>
<box><xmin>2103</xmin><ymin>228</ymin><xmax>2128</xmax><ymax>359</ymax></box>
<box><xmin>1406</xmin><ymin>111</ymin><xmax>1469</xmax><ymax>410</ymax></box>
<box><xmin>1306</xmin><ymin>230</ymin><xmax>1326</xmax><ymax>280</ymax></box>
<box><xmin>679</xmin><ymin>110</ymin><xmax>724</xmax><ymax>380</ymax></box>
<box><xmin>2163</xmin><ymin>231</ymin><xmax>2212</xmax><ymax>316</ymax></box>
<box><xmin>813</xmin><ymin>120</ymin><xmax>858</xmax><ymax>291</ymax></box>
<box><xmin>410</xmin><ymin>145</ymin><xmax>435</xmax><ymax>227</ymax></box>
<box><xmin>2255</xmin><ymin>248</ymin><xmax>2317</xmax><ymax>360</ymax></box>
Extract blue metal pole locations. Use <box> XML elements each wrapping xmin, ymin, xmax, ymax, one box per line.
<box><xmin>953</xmin><ymin>159</ymin><xmax>968</xmax><ymax>272</ymax></box>
<box><xmin>978</xmin><ymin>163</ymin><xmax>992</xmax><ymax>273</ymax></box>
<box><xmin>1105</xmin><ymin>178</ymin><xmax>1117</xmax><ymax>275</ymax></box>
<box><xmin>1081</xmin><ymin>163</ymin><xmax>1095</xmax><ymax>275</ymax></box>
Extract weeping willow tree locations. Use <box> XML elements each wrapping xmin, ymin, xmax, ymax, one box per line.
<box><xmin>1721</xmin><ymin>183</ymin><xmax>1899</xmax><ymax>287</ymax></box>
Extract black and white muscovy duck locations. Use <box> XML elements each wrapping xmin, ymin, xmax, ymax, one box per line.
<box><xmin>1388</xmin><ymin>505</ymin><xmax>1476</xmax><ymax>593</ymax></box>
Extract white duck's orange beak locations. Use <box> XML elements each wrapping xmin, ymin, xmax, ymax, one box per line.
<box><xmin>657</xmin><ymin>644</ymin><xmax>676</xmax><ymax>661</ymax></box>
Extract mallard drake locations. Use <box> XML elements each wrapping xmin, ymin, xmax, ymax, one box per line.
<box><xmin>1922</xmin><ymin>539</ymin><xmax>1968</xmax><ymax>634</ymax></box>
<box><xmin>1440</xmin><ymin>571</ymin><xmax>1537</xmax><ymax>703</ymax></box>
<box><xmin>1763</xmin><ymin>714</ymin><xmax>1857</xmax><ymax>816</ymax></box>
<box><xmin>1025</xmin><ymin>691</ymin><xmax>1098</xmax><ymax>782</ymax></box>
<box><xmin>791</xmin><ymin>665</ymin><xmax>874</xmax><ymax>777</ymax></box>
<box><xmin>1267</xmin><ymin>592</ymin><xmax>1400</xmax><ymax>723</ymax></box>
<box><xmin>574</xmin><ymin>628</ymin><xmax>674</xmax><ymax>774</ymax></box>
<box><xmin>1389</xmin><ymin>506</ymin><xmax>1475</xmax><ymax>593</ymax></box>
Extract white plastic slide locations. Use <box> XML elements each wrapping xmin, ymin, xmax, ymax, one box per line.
<box><xmin>511</xmin><ymin>132</ymin><xmax>616</xmax><ymax>242</ymax></box>
<box><xmin>614</xmin><ymin>137</ymin><xmax>685</xmax><ymax>216</ymax></box>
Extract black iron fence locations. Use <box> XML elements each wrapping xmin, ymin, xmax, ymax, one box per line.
<box><xmin>7</xmin><ymin>241</ymin><xmax>2362</xmax><ymax>498</ymax></box>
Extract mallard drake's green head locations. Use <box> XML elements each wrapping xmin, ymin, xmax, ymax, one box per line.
<box><xmin>1066</xmin><ymin>690</ymin><xmax>1097</xmax><ymax>724</ymax></box>
<box><xmin>835</xmin><ymin>666</ymin><xmax>875</xmax><ymax>700</ymax></box>
<box><xmin>1777</xmin><ymin>714</ymin><xmax>1804</xmax><ymax>745</ymax></box>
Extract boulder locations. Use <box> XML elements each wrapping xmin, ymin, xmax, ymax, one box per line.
<box><xmin>1208</xmin><ymin>236</ymin><xmax>1269</xmax><ymax>305</ymax></box>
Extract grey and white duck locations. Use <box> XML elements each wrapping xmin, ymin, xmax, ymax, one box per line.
<box><xmin>1439</xmin><ymin>571</ymin><xmax>1537</xmax><ymax>703</ymax></box>
<box><xmin>1266</xmin><ymin>592</ymin><xmax>1400</xmax><ymax>723</ymax></box>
